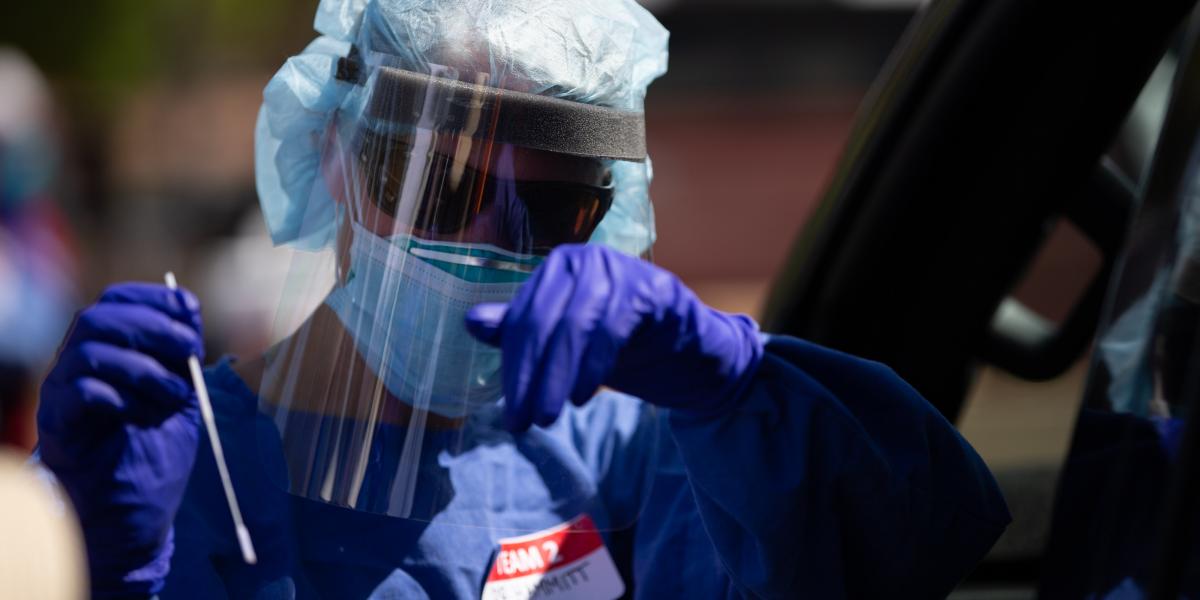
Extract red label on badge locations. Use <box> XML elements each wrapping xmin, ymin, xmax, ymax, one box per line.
<box><xmin>483</xmin><ymin>514</ymin><xmax>624</xmax><ymax>600</ymax></box>
<box><xmin>489</xmin><ymin>515</ymin><xmax>603</xmax><ymax>582</ymax></box>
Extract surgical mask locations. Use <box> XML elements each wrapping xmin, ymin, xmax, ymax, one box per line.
<box><xmin>325</xmin><ymin>219</ymin><xmax>535</xmax><ymax>417</ymax></box>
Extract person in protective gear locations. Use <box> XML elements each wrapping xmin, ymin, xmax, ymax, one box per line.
<box><xmin>34</xmin><ymin>1</ymin><xmax>1011</xmax><ymax>598</ymax></box>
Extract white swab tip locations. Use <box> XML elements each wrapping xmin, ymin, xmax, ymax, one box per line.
<box><xmin>236</xmin><ymin>524</ymin><xmax>258</xmax><ymax>565</ymax></box>
<box><xmin>164</xmin><ymin>271</ymin><xmax>178</xmax><ymax>290</ymax></box>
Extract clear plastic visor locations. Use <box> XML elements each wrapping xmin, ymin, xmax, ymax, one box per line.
<box><xmin>252</xmin><ymin>63</ymin><xmax>656</xmax><ymax>534</ymax></box>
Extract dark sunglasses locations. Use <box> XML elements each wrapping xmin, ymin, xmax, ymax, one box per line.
<box><xmin>355</xmin><ymin>128</ymin><xmax>614</xmax><ymax>255</ymax></box>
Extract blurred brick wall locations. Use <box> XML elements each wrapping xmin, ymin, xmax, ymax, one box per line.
<box><xmin>647</xmin><ymin>92</ymin><xmax>861</xmax><ymax>314</ymax></box>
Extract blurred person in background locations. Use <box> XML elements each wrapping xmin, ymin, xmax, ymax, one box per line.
<box><xmin>0</xmin><ymin>47</ymin><xmax>87</xmax><ymax>600</ymax></box>
<box><xmin>32</xmin><ymin>1</ymin><xmax>1009</xmax><ymax>598</ymax></box>
<box><xmin>0</xmin><ymin>47</ymin><xmax>78</xmax><ymax>450</ymax></box>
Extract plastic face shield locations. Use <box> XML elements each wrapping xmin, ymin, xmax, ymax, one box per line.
<box><xmin>255</xmin><ymin>57</ymin><xmax>656</xmax><ymax>534</ymax></box>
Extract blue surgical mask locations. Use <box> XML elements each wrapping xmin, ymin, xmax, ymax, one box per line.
<box><xmin>325</xmin><ymin>219</ymin><xmax>539</xmax><ymax>417</ymax></box>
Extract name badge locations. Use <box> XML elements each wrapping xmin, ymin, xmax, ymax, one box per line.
<box><xmin>482</xmin><ymin>514</ymin><xmax>624</xmax><ymax>600</ymax></box>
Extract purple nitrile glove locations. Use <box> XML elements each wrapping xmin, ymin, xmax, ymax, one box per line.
<box><xmin>465</xmin><ymin>244</ymin><xmax>764</xmax><ymax>432</ymax></box>
<box><xmin>37</xmin><ymin>283</ymin><xmax>204</xmax><ymax>598</ymax></box>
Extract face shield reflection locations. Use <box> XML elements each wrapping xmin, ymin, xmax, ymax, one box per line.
<box><xmin>253</xmin><ymin>60</ymin><xmax>656</xmax><ymax>532</ymax></box>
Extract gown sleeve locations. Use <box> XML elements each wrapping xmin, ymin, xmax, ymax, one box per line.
<box><xmin>665</xmin><ymin>335</ymin><xmax>1011</xmax><ymax>598</ymax></box>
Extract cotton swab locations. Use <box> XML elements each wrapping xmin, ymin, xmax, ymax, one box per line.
<box><xmin>164</xmin><ymin>272</ymin><xmax>257</xmax><ymax>565</ymax></box>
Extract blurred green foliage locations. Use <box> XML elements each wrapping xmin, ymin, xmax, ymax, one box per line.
<box><xmin>0</xmin><ymin>0</ymin><xmax>318</xmax><ymax>114</ymax></box>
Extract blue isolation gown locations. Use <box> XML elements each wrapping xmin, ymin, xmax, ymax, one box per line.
<box><xmin>161</xmin><ymin>335</ymin><xmax>1010</xmax><ymax>599</ymax></box>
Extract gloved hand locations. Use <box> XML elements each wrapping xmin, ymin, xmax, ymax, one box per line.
<box><xmin>465</xmin><ymin>244</ymin><xmax>764</xmax><ymax>432</ymax></box>
<box><xmin>37</xmin><ymin>283</ymin><xmax>204</xmax><ymax>598</ymax></box>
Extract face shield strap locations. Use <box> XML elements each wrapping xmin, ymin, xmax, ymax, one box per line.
<box><xmin>336</xmin><ymin>50</ymin><xmax>646</xmax><ymax>162</ymax></box>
